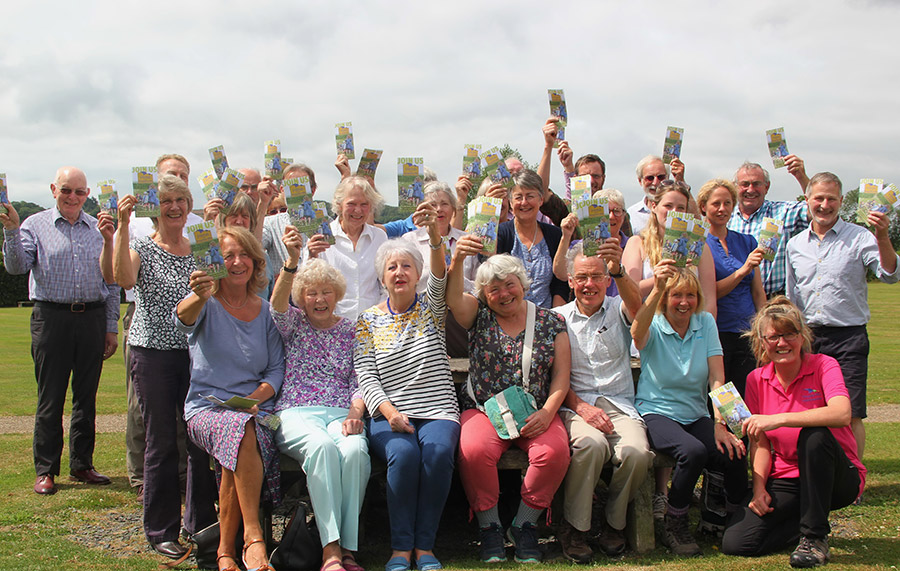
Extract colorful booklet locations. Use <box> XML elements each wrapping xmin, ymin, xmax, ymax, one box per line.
<box><xmin>766</xmin><ymin>128</ymin><xmax>789</xmax><ymax>169</ymax></box>
<box><xmin>548</xmin><ymin>89</ymin><xmax>567</xmax><ymax>148</ymax></box>
<box><xmin>757</xmin><ymin>217</ymin><xmax>784</xmax><ymax>262</ymax></box>
<box><xmin>209</xmin><ymin>145</ymin><xmax>229</xmax><ymax>179</ymax></box>
<box><xmin>335</xmin><ymin>122</ymin><xmax>355</xmax><ymax>159</ymax></box>
<box><xmin>482</xmin><ymin>146</ymin><xmax>513</xmax><ymax>188</ymax></box>
<box><xmin>709</xmin><ymin>382</ymin><xmax>752</xmax><ymax>439</ymax></box>
<box><xmin>356</xmin><ymin>148</ymin><xmax>383</xmax><ymax>178</ymax></box>
<box><xmin>576</xmin><ymin>197</ymin><xmax>610</xmax><ymax>257</ymax></box>
<box><xmin>200</xmin><ymin>395</ymin><xmax>281</xmax><ymax>429</ymax></box>
<box><xmin>1</xmin><ymin>173</ymin><xmax>9</xmax><ymax>211</ymax></box>
<box><xmin>264</xmin><ymin>139</ymin><xmax>283</xmax><ymax>180</ymax></box>
<box><xmin>570</xmin><ymin>174</ymin><xmax>591</xmax><ymax>205</ymax></box>
<box><xmin>97</xmin><ymin>180</ymin><xmax>118</xmax><ymax>217</ymax></box>
<box><xmin>198</xmin><ymin>169</ymin><xmax>219</xmax><ymax>201</ymax></box>
<box><xmin>132</xmin><ymin>166</ymin><xmax>159</xmax><ymax>218</ymax></box>
<box><xmin>397</xmin><ymin>157</ymin><xmax>425</xmax><ymax>216</ymax></box>
<box><xmin>463</xmin><ymin>144</ymin><xmax>482</xmax><ymax>179</ymax></box>
<box><xmin>662</xmin><ymin>212</ymin><xmax>707</xmax><ymax>267</ymax></box>
<box><xmin>663</xmin><ymin>126</ymin><xmax>684</xmax><ymax>164</ymax></box>
<box><xmin>186</xmin><ymin>220</ymin><xmax>227</xmax><ymax>279</ymax></box>
<box><xmin>282</xmin><ymin>157</ymin><xmax>294</xmax><ymax>167</ymax></box>
<box><xmin>216</xmin><ymin>169</ymin><xmax>245</xmax><ymax>212</ymax></box>
<box><xmin>283</xmin><ymin>175</ymin><xmax>314</xmax><ymax>229</ymax></box>
<box><xmin>857</xmin><ymin>178</ymin><xmax>897</xmax><ymax>224</ymax></box>
<box><xmin>466</xmin><ymin>196</ymin><xmax>503</xmax><ymax>255</ymax></box>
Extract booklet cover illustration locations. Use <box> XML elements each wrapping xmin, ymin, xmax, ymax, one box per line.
<box><xmin>187</xmin><ymin>220</ymin><xmax>226</xmax><ymax>280</ymax></box>
<box><xmin>132</xmin><ymin>166</ymin><xmax>159</xmax><ymax>218</ymax></box>
<box><xmin>335</xmin><ymin>122</ymin><xmax>355</xmax><ymax>159</ymax></box>
<box><xmin>757</xmin><ymin>217</ymin><xmax>784</xmax><ymax>262</ymax></box>
<box><xmin>766</xmin><ymin>128</ymin><xmax>789</xmax><ymax>169</ymax></box>
<box><xmin>397</xmin><ymin>157</ymin><xmax>425</xmax><ymax>216</ymax></box>
<box><xmin>662</xmin><ymin>212</ymin><xmax>708</xmax><ymax>267</ymax></box>
<box><xmin>548</xmin><ymin>89</ymin><xmax>567</xmax><ymax>148</ymax></box>
<box><xmin>466</xmin><ymin>196</ymin><xmax>503</xmax><ymax>255</ymax></box>
<box><xmin>97</xmin><ymin>180</ymin><xmax>118</xmax><ymax>217</ymax></box>
<box><xmin>663</xmin><ymin>126</ymin><xmax>684</xmax><ymax>164</ymax></box>
<box><xmin>463</xmin><ymin>144</ymin><xmax>482</xmax><ymax>180</ymax></box>
<box><xmin>264</xmin><ymin>139</ymin><xmax>283</xmax><ymax>180</ymax></box>
<box><xmin>482</xmin><ymin>146</ymin><xmax>513</xmax><ymax>188</ymax></box>
<box><xmin>576</xmin><ymin>197</ymin><xmax>611</xmax><ymax>257</ymax></box>
<box><xmin>209</xmin><ymin>145</ymin><xmax>228</xmax><ymax>179</ymax></box>
<box><xmin>709</xmin><ymin>382</ymin><xmax>752</xmax><ymax>439</ymax></box>
<box><xmin>356</xmin><ymin>148</ymin><xmax>383</xmax><ymax>178</ymax></box>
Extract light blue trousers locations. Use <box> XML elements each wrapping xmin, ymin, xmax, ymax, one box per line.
<box><xmin>276</xmin><ymin>406</ymin><xmax>371</xmax><ymax>550</ymax></box>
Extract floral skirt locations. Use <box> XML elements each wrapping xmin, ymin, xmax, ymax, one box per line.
<box><xmin>187</xmin><ymin>407</ymin><xmax>282</xmax><ymax>506</ymax></box>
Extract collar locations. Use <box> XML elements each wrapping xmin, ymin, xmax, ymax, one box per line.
<box><xmin>52</xmin><ymin>206</ymin><xmax>87</xmax><ymax>226</ymax></box>
<box><xmin>656</xmin><ymin>311</ymin><xmax>703</xmax><ymax>337</ymax></box>
<box><xmin>332</xmin><ymin>218</ymin><xmax>374</xmax><ymax>240</ymax></box>
<box><xmin>759</xmin><ymin>353</ymin><xmax>816</xmax><ymax>392</ymax></box>
<box><xmin>735</xmin><ymin>200</ymin><xmax>773</xmax><ymax>222</ymax></box>
<box><xmin>805</xmin><ymin>216</ymin><xmax>845</xmax><ymax>242</ymax></box>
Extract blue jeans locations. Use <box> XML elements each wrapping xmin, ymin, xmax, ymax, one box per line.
<box><xmin>367</xmin><ymin>417</ymin><xmax>460</xmax><ymax>551</ymax></box>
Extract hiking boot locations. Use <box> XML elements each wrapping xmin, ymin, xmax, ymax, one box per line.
<box><xmin>697</xmin><ymin>509</ymin><xmax>726</xmax><ymax>538</ymax></box>
<box><xmin>478</xmin><ymin>523</ymin><xmax>507</xmax><ymax>563</ymax></box>
<box><xmin>790</xmin><ymin>536</ymin><xmax>830</xmax><ymax>568</ymax></box>
<box><xmin>597</xmin><ymin>521</ymin><xmax>626</xmax><ymax>557</ymax></box>
<box><xmin>558</xmin><ymin>519</ymin><xmax>592</xmax><ymax>564</ymax></box>
<box><xmin>652</xmin><ymin>492</ymin><xmax>667</xmax><ymax>520</ymax></box>
<box><xmin>662</xmin><ymin>513</ymin><xmax>701</xmax><ymax>556</ymax></box>
<box><xmin>507</xmin><ymin>522</ymin><xmax>542</xmax><ymax>562</ymax></box>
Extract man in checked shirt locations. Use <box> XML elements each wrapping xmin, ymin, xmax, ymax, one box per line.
<box><xmin>2</xmin><ymin>166</ymin><xmax>119</xmax><ymax>495</ymax></box>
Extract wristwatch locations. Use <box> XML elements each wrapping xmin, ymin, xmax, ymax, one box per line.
<box><xmin>282</xmin><ymin>264</ymin><xmax>298</xmax><ymax>274</ymax></box>
<box><xmin>609</xmin><ymin>266</ymin><xmax>625</xmax><ymax>278</ymax></box>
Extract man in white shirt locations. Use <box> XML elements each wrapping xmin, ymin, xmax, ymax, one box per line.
<box><xmin>626</xmin><ymin>155</ymin><xmax>685</xmax><ymax>234</ymax></box>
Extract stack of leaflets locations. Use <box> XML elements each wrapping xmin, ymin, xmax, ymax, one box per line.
<box><xmin>264</xmin><ymin>140</ymin><xmax>283</xmax><ymax>180</ymax></box>
<box><xmin>662</xmin><ymin>126</ymin><xmax>684</xmax><ymax>164</ymax></box>
<box><xmin>397</xmin><ymin>157</ymin><xmax>425</xmax><ymax>216</ymax></box>
<box><xmin>187</xmin><ymin>220</ymin><xmax>226</xmax><ymax>279</ymax></box>
<box><xmin>0</xmin><ymin>173</ymin><xmax>9</xmax><ymax>211</ymax></box>
<box><xmin>97</xmin><ymin>180</ymin><xmax>118</xmax><ymax>217</ymax></box>
<box><xmin>201</xmin><ymin>395</ymin><xmax>281</xmax><ymax>430</ymax></box>
<box><xmin>216</xmin><ymin>169</ymin><xmax>245</xmax><ymax>212</ymax></box>
<box><xmin>662</xmin><ymin>212</ymin><xmax>709</xmax><ymax>267</ymax></box>
<box><xmin>575</xmin><ymin>197</ymin><xmax>611</xmax><ymax>257</ymax></box>
<box><xmin>209</xmin><ymin>145</ymin><xmax>229</xmax><ymax>179</ymax></box>
<box><xmin>757</xmin><ymin>217</ymin><xmax>784</xmax><ymax>262</ymax></box>
<box><xmin>548</xmin><ymin>89</ymin><xmax>567</xmax><ymax>148</ymax></box>
<box><xmin>356</xmin><ymin>149</ymin><xmax>383</xmax><ymax>178</ymax></box>
<box><xmin>335</xmin><ymin>122</ymin><xmax>355</xmax><ymax>159</ymax></box>
<box><xmin>709</xmin><ymin>382</ymin><xmax>752</xmax><ymax>438</ymax></box>
<box><xmin>284</xmin><ymin>176</ymin><xmax>334</xmax><ymax>244</ymax></box>
<box><xmin>482</xmin><ymin>146</ymin><xmax>513</xmax><ymax>188</ymax></box>
<box><xmin>198</xmin><ymin>169</ymin><xmax>219</xmax><ymax>201</ymax></box>
<box><xmin>132</xmin><ymin>166</ymin><xmax>159</xmax><ymax>218</ymax></box>
<box><xmin>766</xmin><ymin>128</ymin><xmax>789</xmax><ymax>169</ymax></box>
<box><xmin>463</xmin><ymin>144</ymin><xmax>482</xmax><ymax>179</ymax></box>
<box><xmin>857</xmin><ymin>179</ymin><xmax>897</xmax><ymax>224</ymax></box>
<box><xmin>466</xmin><ymin>196</ymin><xmax>503</xmax><ymax>255</ymax></box>
<box><xmin>570</xmin><ymin>174</ymin><xmax>591</xmax><ymax>205</ymax></box>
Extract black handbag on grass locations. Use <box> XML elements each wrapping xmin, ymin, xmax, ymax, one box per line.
<box><xmin>270</xmin><ymin>503</ymin><xmax>322</xmax><ymax>571</ymax></box>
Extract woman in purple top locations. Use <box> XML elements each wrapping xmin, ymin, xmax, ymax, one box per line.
<box><xmin>271</xmin><ymin>225</ymin><xmax>369</xmax><ymax>571</ymax></box>
<box><xmin>698</xmin><ymin>179</ymin><xmax>766</xmax><ymax>396</ymax></box>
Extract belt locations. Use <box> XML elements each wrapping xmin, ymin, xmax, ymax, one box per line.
<box><xmin>35</xmin><ymin>300</ymin><xmax>105</xmax><ymax>313</ymax></box>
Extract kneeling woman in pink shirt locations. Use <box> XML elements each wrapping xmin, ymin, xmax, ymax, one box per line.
<box><xmin>722</xmin><ymin>297</ymin><xmax>864</xmax><ymax>569</ymax></box>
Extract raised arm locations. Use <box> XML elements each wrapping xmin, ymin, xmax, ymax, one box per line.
<box><xmin>112</xmin><ymin>195</ymin><xmax>141</xmax><ymax>290</ymax></box>
<box><xmin>784</xmin><ymin>154</ymin><xmax>810</xmax><ymax>192</ymax></box>
<box><xmin>451</xmin><ymin>175</ymin><xmax>471</xmax><ymax>230</ymax></box>
<box><xmin>631</xmin><ymin>259</ymin><xmax>675</xmax><ymax>350</ymax></box>
<box><xmin>552</xmin><ymin>213</ymin><xmax>578</xmax><ymax>281</ymax></box>
<box><xmin>412</xmin><ymin>201</ymin><xmax>445</xmax><ymax>279</ymax></box>
<box><xmin>176</xmin><ymin>270</ymin><xmax>214</xmax><ymax>326</ymax></box>
<box><xmin>270</xmin><ymin>225</ymin><xmax>302</xmax><ymax>313</ymax></box>
<box><xmin>537</xmin><ymin>116</ymin><xmax>559</xmax><ymax>197</ymax></box>
<box><xmin>446</xmin><ymin>235</ymin><xmax>481</xmax><ymax>328</ymax></box>
<box><xmin>97</xmin><ymin>211</ymin><xmax>116</xmax><ymax>284</ymax></box>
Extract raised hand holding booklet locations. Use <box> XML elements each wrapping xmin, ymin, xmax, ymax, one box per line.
<box><xmin>216</xmin><ymin>169</ymin><xmax>245</xmax><ymax>211</ymax></box>
<box><xmin>264</xmin><ymin>139</ymin><xmax>283</xmax><ymax>180</ymax></box>
<box><xmin>709</xmin><ymin>382</ymin><xmax>752</xmax><ymax>438</ymax></box>
<box><xmin>283</xmin><ymin>176</ymin><xmax>315</xmax><ymax>233</ymax></box>
<box><xmin>766</xmin><ymin>128</ymin><xmax>789</xmax><ymax>169</ymax></box>
<box><xmin>187</xmin><ymin>220</ymin><xmax>227</xmax><ymax>279</ymax></box>
<box><xmin>857</xmin><ymin>178</ymin><xmax>897</xmax><ymax>224</ymax></box>
<box><xmin>356</xmin><ymin>149</ymin><xmax>383</xmax><ymax>177</ymax></box>
<box><xmin>576</xmin><ymin>197</ymin><xmax>611</xmax><ymax>257</ymax></box>
<box><xmin>209</xmin><ymin>145</ymin><xmax>229</xmax><ymax>179</ymax></box>
<box><xmin>466</xmin><ymin>196</ymin><xmax>503</xmax><ymax>255</ymax></box>
<box><xmin>198</xmin><ymin>169</ymin><xmax>219</xmax><ymax>201</ymax></box>
<box><xmin>335</xmin><ymin>122</ymin><xmax>355</xmax><ymax>159</ymax></box>
<box><xmin>397</xmin><ymin>157</ymin><xmax>425</xmax><ymax>216</ymax></box>
<box><xmin>757</xmin><ymin>217</ymin><xmax>784</xmax><ymax>262</ymax></box>
<box><xmin>132</xmin><ymin>166</ymin><xmax>159</xmax><ymax>218</ymax></box>
<box><xmin>548</xmin><ymin>89</ymin><xmax>567</xmax><ymax>148</ymax></box>
<box><xmin>482</xmin><ymin>146</ymin><xmax>513</xmax><ymax>188</ymax></box>
<box><xmin>463</xmin><ymin>144</ymin><xmax>482</xmax><ymax>179</ymax></box>
<box><xmin>662</xmin><ymin>126</ymin><xmax>684</xmax><ymax>164</ymax></box>
<box><xmin>570</xmin><ymin>174</ymin><xmax>591</xmax><ymax>205</ymax></box>
<box><xmin>0</xmin><ymin>173</ymin><xmax>9</xmax><ymax>211</ymax></box>
<box><xmin>97</xmin><ymin>180</ymin><xmax>118</xmax><ymax>217</ymax></box>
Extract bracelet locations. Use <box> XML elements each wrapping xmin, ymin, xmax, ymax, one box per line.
<box><xmin>609</xmin><ymin>266</ymin><xmax>625</xmax><ymax>278</ymax></box>
<box><xmin>282</xmin><ymin>264</ymin><xmax>298</xmax><ymax>274</ymax></box>
<box><xmin>429</xmin><ymin>241</ymin><xmax>443</xmax><ymax>250</ymax></box>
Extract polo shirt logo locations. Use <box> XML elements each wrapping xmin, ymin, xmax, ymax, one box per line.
<box><xmin>800</xmin><ymin>387</ymin><xmax>822</xmax><ymax>402</ymax></box>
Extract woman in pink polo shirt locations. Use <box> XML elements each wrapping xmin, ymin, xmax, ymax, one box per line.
<box><xmin>722</xmin><ymin>297</ymin><xmax>864</xmax><ymax>569</ymax></box>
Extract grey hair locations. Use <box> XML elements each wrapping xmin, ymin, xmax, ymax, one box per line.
<box><xmin>152</xmin><ymin>174</ymin><xmax>193</xmax><ymax>230</ymax></box>
<box><xmin>806</xmin><ymin>172</ymin><xmax>843</xmax><ymax>196</ymax></box>
<box><xmin>423</xmin><ymin>180</ymin><xmax>458</xmax><ymax>210</ymax></box>
<box><xmin>218</xmin><ymin>191</ymin><xmax>258</xmax><ymax>233</ymax></box>
<box><xmin>592</xmin><ymin>187</ymin><xmax>625</xmax><ymax>207</ymax></box>
<box><xmin>423</xmin><ymin>166</ymin><xmax>437</xmax><ymax>182</ymax></box>
<box><xmin>284</xmin><ymin>163</ymin><xmax>317</xmax><ymax>191</ymax></box>
<box><xmin>374</xmin><ymin>239</ymin><xmax>424</xmax><ymax>284</ymax></box>
<box><xmin>635</xmin><ymin>155</ymin><xmax>666</xmax><ymax>180</ymax></box>
<box><xmin>565</xmin><ymin>242</ymin><xmax>609</xmax><ymax>278</ymax></box>
<box><xmin>333</xmin><ymin>176</ymin><xmax>384</xmax><ymax>218</ymax></box>
<box><xmin>292</xmin><ymin>258</ymin><xmax>347</xmax><ymax>305</ymax></box>
<box><xmin>511</xmin><ymin>169</ymin><xmax>544</xmax><ymax>193</ymax></box>
<box><xmin>734</xmin><ymin>162</ymin><xmax>770</xmax><ymax>185</ymax></box>
<box><xmin>473</xmin><ymin>254</ymin><xmax>531</xmax><ymax>303</ymax></box>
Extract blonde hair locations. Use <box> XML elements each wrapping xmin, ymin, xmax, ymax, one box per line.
<box><xmin>696</xmin><ymin>179</ymin><xmax>737</xmax><ymax>216</ymax></box>
<box><xmin>215</xmin><ymin>227</ymin><xmax>268</xmax><ymax>294</ymax></box>
<box><xmin>640</xmin><ymin>181</ymin><xmax>691</xmax><ymax>266</ymax></box>
<box><xmin>219</xmin><ymin>192</ymin><xmax>257</xmax><ymax>233</ymax></box>
<box><xmin>744</xmin><ymin>296</ymin><xmax>813</xmax><ymax>365</ymax></box>
<box><xmin>659</xmin><ymin>268</ymin><xmax>704</xmax><ymax>316</ymax></box>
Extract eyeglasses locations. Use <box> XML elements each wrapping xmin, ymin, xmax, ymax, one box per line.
<box><xmin>609</xmin><ymin>207</ymin><xmax>625</xmax><ymax>217</ymax></box>
<box><xmin>268</xmin><ymin>207</ymin><xmax>287</xmax><ymax>215</ymax></box>
<box><xmin>572</xmin><ymin>273</ymin><xmax>608</xmax><ymax>285</ymax></box>
<box><xmin>58</xmin><ymin>187</ymin><xmax>89</xmax><ymax>196</ymax></box>
<box><xmin>738</xmin><ymin>181</ymin><xmax>766</xmax><ymax>189</ymax></box>
<box><xmin>643</xmin><ymin>174</ymin><xmax>667</xmax><ymax>183</ymax></box>
<box><xmin>763</xmin><ymin>331</ymin><xmax>799</xmax><ymax>344</ymax></box>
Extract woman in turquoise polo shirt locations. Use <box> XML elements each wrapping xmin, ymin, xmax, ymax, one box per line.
<box><xmin>632</xmin><ymin>262</ymin><xmax>746</xmax><ymax>556</ymax></box>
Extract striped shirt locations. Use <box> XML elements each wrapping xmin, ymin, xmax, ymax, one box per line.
<box><xmin>2</xmin><ymin>207</ymin><xmax>119</xmax><ymax>332</ymax></box>
<box><xmin>727</xmin><ymin>199</ymin><xmax>808</xmax><ymax>296</ymax></box>
<box><xmin>355</xmin><ymin>272</ymin><xmax>459</xmax><ymax>422</ymax></box>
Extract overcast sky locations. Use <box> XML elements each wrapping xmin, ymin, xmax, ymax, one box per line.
<box><xmin>3</xmin><ymin>0</ymin><xmax>898</xmax><ymax>211</ymax></box>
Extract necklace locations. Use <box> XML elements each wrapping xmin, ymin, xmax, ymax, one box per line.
<box><xmin>218</xmin><ymin>293</ymin><xmax>250</xmax><ymax>309</ymax></box>
<box><xmin>387</xmin><ymin>293</ymin><xmax>418</xmax><ymax>315</ymax></box>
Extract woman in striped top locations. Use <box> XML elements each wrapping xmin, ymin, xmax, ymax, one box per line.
<box><xmin>354</xmin><ymin>201</ymin><xmax>459</xmax><ymax>571</ymax></box>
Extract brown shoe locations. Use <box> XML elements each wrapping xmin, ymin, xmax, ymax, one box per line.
<box><xmin>69</xmin><ymin>468</ymin><xmax>111</xmax><ymax>485</ymax></box>
<box><xmin>558</xmin><ymin>519</ymin><xmax>592</xmax><ymax>564</ymax></box>
<box><xmin>34</xmin><ymin>474</ymin><xmax>57</xmax><ymax>495</ymax></box>
<box><xmin>597</xmin><ymin>521</ymin><xmax>626</xmax><ymax>556</ymax></box>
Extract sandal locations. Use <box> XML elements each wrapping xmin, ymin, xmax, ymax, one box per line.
<box><xmin>321</xmin><ymin>561</ymin><xmax>346</xmax><ymax>571</ymax></box>
<box><xmin>242</xmin><ymin>538</ymin><xmax>274</xmax><ymax>571</ymax></box>
<box><xmin>342</xmin><ymin>555</ymin><xmax>365</xmax><ymax>571</ymax></box>
<box><xmin>216</xmin><ymin>553</ymin><xmax>239</xmax><ymax>571</ymax></box>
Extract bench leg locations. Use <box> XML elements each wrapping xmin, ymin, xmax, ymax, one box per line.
<box><xmin>625</xmin><ymin>468</ymin><xmax>655</xmax><ymax>553</ymax></box>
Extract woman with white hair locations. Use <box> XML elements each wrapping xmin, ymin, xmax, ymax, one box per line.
<box><xmin>308</xmin><ymin>176</ymin><xmax>387</xmax><ymax>319</ymax></box>
<box><xmin>447</xmin><ymin>244</ymin><xmax>571</xmax><ymax>564</ymax></box>
<box><xmin>355</xmin><ymin>205</ymin><xmax>459</xmax><ymax>571</ymax></box>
